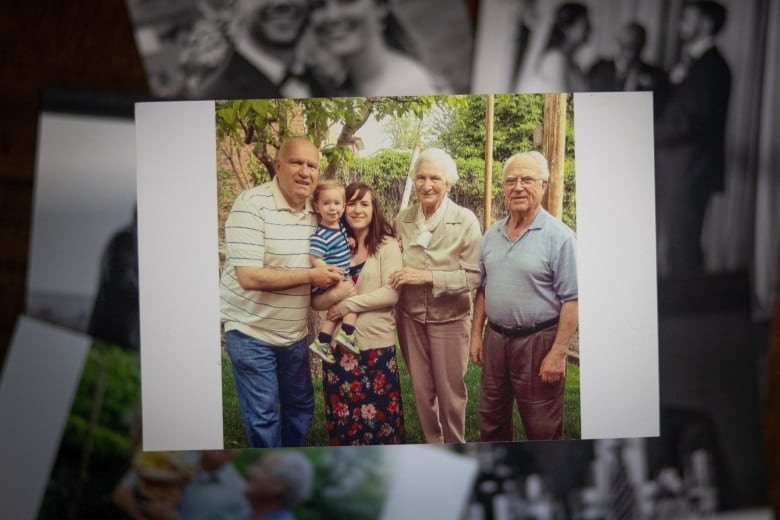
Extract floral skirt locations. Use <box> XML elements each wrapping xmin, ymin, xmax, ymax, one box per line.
<box><xmin>322</xmin><ymin>345</ymin><xmax>405</xmax><ymax>445</ymax></box>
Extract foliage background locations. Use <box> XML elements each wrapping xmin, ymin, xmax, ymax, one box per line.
<box><xmin>215</xmin><ymin>94</ymin><xmax>576</xmax><ymax>234</ymax></box>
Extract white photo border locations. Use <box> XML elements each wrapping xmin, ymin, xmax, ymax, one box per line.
<box><xmin>136</xmin><ymin>92</ymin><xmax>659</xmax><ymax>450</ymax></box>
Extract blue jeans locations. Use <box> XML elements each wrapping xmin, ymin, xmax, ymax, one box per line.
<box><xmin>224</xmin><ymin>330</ymin><xmax>314</xmax><ymax>447</ymax></box>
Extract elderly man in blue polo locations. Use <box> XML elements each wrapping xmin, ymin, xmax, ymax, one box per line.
<box><xmin>469</xmin><ymin>150</ymin><xmax>578</xmax><ymax>441</ymax></box>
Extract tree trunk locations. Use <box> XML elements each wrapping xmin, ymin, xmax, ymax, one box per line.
<box><xmin>542</xmin><ymin>93</ymin><xmax>567</xmax><ymax>219</ymax></box>
<box><xmin>484</xmin><ymin>94</ymin><xmax>495</xmax><ymax>229</ymax></box>
<box><xmin>324</xmin><ymin>100</ymin><xmax>376</xmax><ymax>178</ymax></box>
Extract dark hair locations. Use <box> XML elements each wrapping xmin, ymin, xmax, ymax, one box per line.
<box><xmin>343</xmin><ymin>181</ymin><xmax>394</xmax><ymax>257</ymax></box>
<box><xmin>546</xmin><ymin>2</ymin><xmax>590</xmax><ymax>50</ymax></box>
<box><xmin>624</xmin><ymin>22</ymin><xmax>647</xmax><ymax>52</ymax></box>
<box><xmin>684</xmin><ymin>1</ymin><xmax>727</xmax><ymax>35</ymax></box>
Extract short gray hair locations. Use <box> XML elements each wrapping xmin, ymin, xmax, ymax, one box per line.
<box><xmin>411</xmin><ymin>148</ymin><xmax>459</xmax><ymax>185</ymax></box>
<box><xmin>503</xmin><ymin>150</ymin><xmax>550</xmax><ymax>180</ymax></box>
<box><xmin>265</xmin><ymin>451</ymin><xmax>314</xmax><ymax>507</ymax></box>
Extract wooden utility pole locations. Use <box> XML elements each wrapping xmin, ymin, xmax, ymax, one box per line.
<box><xmin>484</xmin><ymin>94</ymin><xmax>495</xmax><ymax>230</ymax></box>
<box><xmin>541</xmin><ymin>93</ymin><xmax>567</xmax><ymax>219</ymax></box>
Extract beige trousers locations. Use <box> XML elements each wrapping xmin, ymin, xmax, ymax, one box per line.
<box><xmin>396</xmin><ymin>312</ymin><xmax>470</xmax><ymax>443</ymax></box>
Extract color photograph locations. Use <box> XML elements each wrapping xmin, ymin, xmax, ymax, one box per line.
<box><xmin>135</xmin><ymin>91</ymin><xmax>658</xmax><ymax>451</ymax></box>
<box><xmin>214</xmin><ymin>94</ymin><xmax>580</xmax><ymax>447</ymax></box>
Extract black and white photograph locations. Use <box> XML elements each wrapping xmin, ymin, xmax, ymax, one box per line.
<box><xmin>25</xmin><ymin>95</ymin><xmax>140</xmax><ymax>351</ymax></box>
<box><xmin>125</xmin><ymin>0</ymin><xmax>474</xmax><ymax>98</ymax></box>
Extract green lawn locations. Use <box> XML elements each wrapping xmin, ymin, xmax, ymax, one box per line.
<box><xmin>222</xmin><ymin>348</ymin><xmax>581</xmax><ymax>447</ymax></box>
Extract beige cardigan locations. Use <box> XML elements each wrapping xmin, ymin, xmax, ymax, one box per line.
<box><xmin>394</xmin><ymin>200</ymin><xmax>482</xmax><ymax>323</ymax></box>
<box><xmin>312</xmin><ymin>236</ymin><xmax>401</xmax><ymax>350</ymax></box>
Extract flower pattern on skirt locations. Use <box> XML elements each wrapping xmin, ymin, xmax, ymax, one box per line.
<box><xmin>323</xmin><ymin>345</ymin><xmax>405</xmax><ymax>445</ymax></box>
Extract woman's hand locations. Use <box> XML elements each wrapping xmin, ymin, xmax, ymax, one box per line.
<box><xmin>331</xmin><ymin>279</ymin><xmax>357</xmax><ymax>301</ymax></box>
<box><xmin>389</xmin><ymin>266</ymin><xmax>433</xmax><ymax>289</ymax></box>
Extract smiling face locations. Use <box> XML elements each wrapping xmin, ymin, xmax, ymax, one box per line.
<box><xmin>243</xmin><ymin>0</ymin><xmax>309</xmax><ymax>46</ymax></box>
<box><xmin>314</xmin><ymin>187</ymin><xmax>345</xmax><ymax>227</ymax></box>
<box><xmin>502</xmin><ymin>155</ymin><xmax>548</xmax><ymax>218</ymax></box>
<box><xmin>413</xmin><ymin>159</ymin><xmax>450</xmax><ymax>217</ymax></box>
<box><xmin>309</xmin><ymin>0</ymin><xmax>385</xmax><ymax>58</ymax></box>
<box><xmin>345</xmin><ymin>188</ymin><xmax>374</xmax><ymax>234</ymax></box>
<box><xmin>273</xmin><ymin>138</ymin><xmax>320</xmax><ymax>211</ymax></box>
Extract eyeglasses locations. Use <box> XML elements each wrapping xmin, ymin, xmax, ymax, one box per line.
<box><xmin>503</xmin><ymin>176</ymin><xmax>543</xmax><ymax>188</ymax></box>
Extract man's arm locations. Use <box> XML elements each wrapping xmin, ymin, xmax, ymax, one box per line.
<box><xmin>539</xmin><ymin>299</ymin><xmax>578</xmax><ymax>383</ymax></box>
<box><xmin>235</xmin><ymin>265</ymin><xmax>342</xmax><ymax>292</ymax></box>
<box><xmin>469</xmin><ymin>287</ymin><xmax>487</xmax><ymax>365</ymax></box>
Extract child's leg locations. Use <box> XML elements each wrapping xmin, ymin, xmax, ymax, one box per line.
<box><xmin>340</xmin><ymin>312</ymin><xmax>357</xmax><ymax>335</ymax></box>
<box><xmin>318</xmin><ymin>317</ymin><xmax>339</xmax><ymax>344</ymax></box>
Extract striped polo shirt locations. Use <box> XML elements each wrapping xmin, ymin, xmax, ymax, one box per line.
<box><xmin>220</xmin><ymin>177</ymin><xmax>317</xmax><ymax>345</ymax></box>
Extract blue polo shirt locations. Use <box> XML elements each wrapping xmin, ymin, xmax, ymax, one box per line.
<box><xmin>480</xmin><ymin>208</ymin><xmax>577</xmax><ymax>327</ymax></box>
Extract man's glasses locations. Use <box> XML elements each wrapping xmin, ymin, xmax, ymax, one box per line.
<box><xmin>503</xmin><ymin>176</ymin><xmax>543</xmax><ymax>188</ymax></box>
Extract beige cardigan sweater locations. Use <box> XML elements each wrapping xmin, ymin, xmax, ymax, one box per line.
<box><xmin>394</xmin><ymin>200</ymin><xmax>482</xmax><ymax>323</ymax></box>
<box><xmin>312</xmin><ymin>236</ymin><xmax>401</xmax><ymax>350</ymax></box>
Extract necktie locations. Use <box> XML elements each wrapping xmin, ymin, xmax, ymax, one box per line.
<box><xmin>609</xmin><ymin>441</ymin><xmax>637</xmax><ymax>520</ymax></box>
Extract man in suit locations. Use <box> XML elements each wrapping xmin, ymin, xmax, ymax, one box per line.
<box><xmin>654</xmin><ymin>1</ymin><xmax>731</xmax><ymax>277</ymax></box>
<box><xmin>588</xmin><ymin>22</ymin><xmax>668</xmax><ymax>98</ymax></box>
<box><xmin>193</xmin><ymin>0</ymin><xmax>314</xmax><ymax>99</ymax></box>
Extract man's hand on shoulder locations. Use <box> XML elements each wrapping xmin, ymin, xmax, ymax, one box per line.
<box><xmin>310</xmin><ymin>265</ymin><xmax>343</xmax><ymax>289</ymax></box>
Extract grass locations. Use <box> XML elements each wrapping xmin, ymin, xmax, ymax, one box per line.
<box><xmin>222</xmin><ymin>347</ymin><xmax>581</xmax><ymax>447</ymax></box>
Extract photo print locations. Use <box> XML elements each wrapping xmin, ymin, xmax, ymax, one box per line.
<box><xmin>135</xmin><ymin>91</ymin><xmax>658</xmax><ymax>451</ymax></box>
<box><xmin>125</xmin><ymin>0</ymin><xmax>474</xmax><ymax>98</ymax></box>
<box><xmin>26</xmin><ymin>94</ymin><xmax>140</xmax><ymax>351</ymax></box>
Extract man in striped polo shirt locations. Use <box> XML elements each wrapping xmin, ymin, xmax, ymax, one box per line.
<box><xmin>220</xmin><ymin>136</ymin><xmax>344</xmax><ymax>447</ymax></box>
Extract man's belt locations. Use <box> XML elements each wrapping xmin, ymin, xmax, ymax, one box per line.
<box><xmin>488</xmin><ymin>317</ymin><xmax>559</xmax><ymax>338</ymax></box>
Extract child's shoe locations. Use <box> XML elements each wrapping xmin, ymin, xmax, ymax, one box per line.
<box><xmin>335</xmin><ymin>330</ymin><xmax>360</xmax><ymax>355</ymax></box>
<box><xmin>309</xmin><ymin>338</ymin><xmax>335</xmax><ymax>363</ymax></box>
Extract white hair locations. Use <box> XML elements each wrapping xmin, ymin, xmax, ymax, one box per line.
<box><xmin>265</xmin><ymin>451</ymin><xmax>314</xmax><ymax>507</ymax></box>
<box><xmin>411</xmin><ymin>148</ymin><xmax>459</xmax><ymax>185</ymax></box>
<box><xmin>503</xmin><ymin>150</ymin><xmax>550</xmax><ymax>180</ymax></box>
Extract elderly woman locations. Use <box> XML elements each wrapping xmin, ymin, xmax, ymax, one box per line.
<box><xmin>389</xmin><ymin>148</ymin><xmax>482</xmax><ymax>443</ymax></box>
<box><xmin>313</xmin><ymin>182</ymin><xmax>405</xmax><ymax>445</ymax></box>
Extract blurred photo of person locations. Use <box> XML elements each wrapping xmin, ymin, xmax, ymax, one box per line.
<box><xmin>113</xmin><ymin>451</ymin><xmax>251</xmax><ymax>520</ymax></box>
<box><xmin>243</xmin><ymin>445</ymin><xmax>314</xmax><ymax>519</ymax></box>
<box><xmin>307</xmin><ymin>0</ymin><xmax>446</xmax><ymax>96</ymax></box>
<box><xmin>193</xmin><ymin>0</ymin><xmax>316</xmax><ymax>99</ymax></box>
<box><xmin>588</xmin><ymin>21</ymin><xmax>668</xmax><ymax>97</ymax></box>
<box><xmin>654</xmin><ymin>0</ymin><xmax>731</xmax><ymax>277</ymax></box>
<box><xmin>515</xmin><ymin>2</ymin><xmax>592</xmax><ymax>93</ymax></box>
<box><xmin>88</xmin><ymin>207</ymin><xmax>139</xmax><ymax>350</ymax></box>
